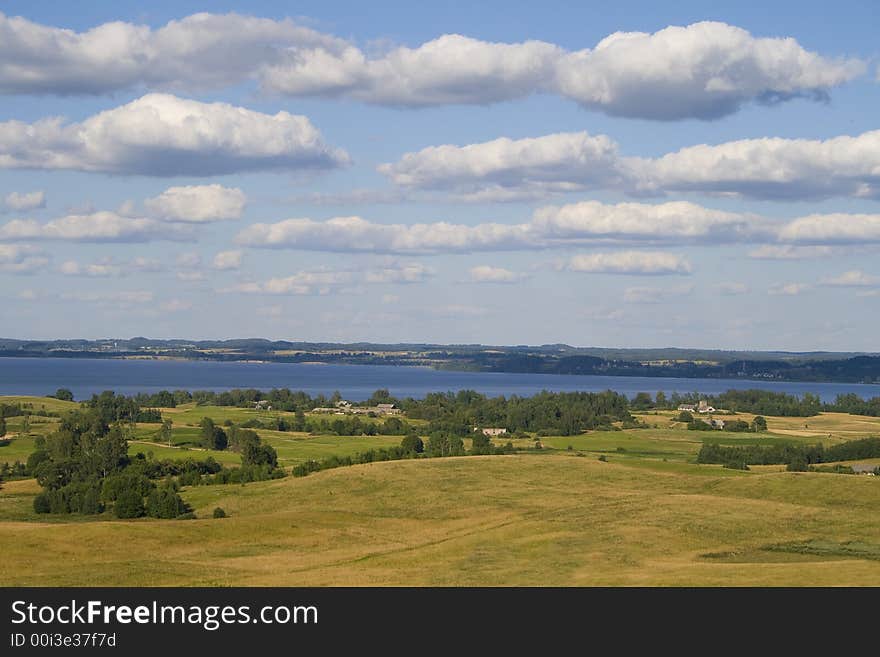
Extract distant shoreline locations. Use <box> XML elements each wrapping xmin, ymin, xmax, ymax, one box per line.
<box><xmin>1</xmin><ymin>353</ymin><xmax>880</xmax><ymax>388</ymax></box>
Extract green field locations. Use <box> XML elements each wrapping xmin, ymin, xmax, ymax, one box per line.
<box><xmin>2</xmin><ymin>398</ymin><xmax>880</xmax><ymax>586</ymax></box>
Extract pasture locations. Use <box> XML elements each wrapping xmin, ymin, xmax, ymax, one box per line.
<box><xmin>2</xmin><ymin>398</ymin><xmax>879</xmax><ymax>586</ymax></box>
<box><xmin>1</xmin><ymin>456</ymin><xmax>879</xmax><ymax>586</ymax></box>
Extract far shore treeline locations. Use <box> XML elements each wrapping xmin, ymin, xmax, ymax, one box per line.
<box><xmin>3</xmin><ymin>337</ymin><xmax>880</xmax><ymax>384</ymax></box>
<box><xmin>22</xmin><ymin>385</ymin><xmax>880</xmax><ymax>418</ymax></box>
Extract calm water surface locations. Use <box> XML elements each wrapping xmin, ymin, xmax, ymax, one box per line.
<box><xmin>2</xmin><ymin>357</ymin><xmax>880</xmax><ymax>402</ymax></box>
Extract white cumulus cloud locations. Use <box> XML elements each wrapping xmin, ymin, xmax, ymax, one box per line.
<box><xmin>235</xmin><ymin>200</ymin><xmax>780</xmax><ymax>254</ymax></box>
<box><xmin>57</xmin><ymin>257</ymin><xmax>163</xmax><ymax>277</ymax></box>
<box><xmin>0</xmin><ymin>15</ymin><xmax>859</xmax><ymax>120</ymax></box>
<box><xmin>0</xmin><ymin>211</ymin><xmax>191</xmax><ymax>243</ymax></box>
<box><xmin>263</xmin><ymin>22</ymin><xmax>860</xmax><ymax>119</ymax></box>
<box><xmin>552</xmin><ymin>22</ymin><xmax>861</xmax><ymax>120</ymax></box>
<box><xmin>0</xmin><ymin>244</ymin><xmax>48</xmax><ymax>273</ymax></box>
<box><xmin>145</xmin><ymin>185</ymin><xmax>246</xmax><ymax>222</ymax></box>
<box><xmin>363</xmin><ymin>263</ymin><xmax>432</xmax><ymax>284</ymax></box>
<box><xmin>566</xmin><ymin>251</ymin><xmax>692</xmax><ymax>275</ymax></box>
<box><xmin>236</xmin><ymin>215</ymin><xmax>533</xmax><ymax>254</ymax></box>
<box><xmin>0</xmin><ymin>12</ymin><xmax>343</xmax><ymax>95</ymax></box>
<box><xmin>3</xmin><ymin>190</ymin><xmax>45</xmax><ymax>212</ymax></box>
<box><xmin>222</xmin><ymin>262</ymin><xmax>432</xmax><ymax>295</ymax></box>
<box><xmin>379</xmin><ymin>132</ymin><xmax>628</xmax><ymax>193</ymax></box>
<box><xmin>820</xmin><ymin>270</ymin><xmax>880</xmax><ymax>287</ymax></box>
<box><xmin>263</xmin><ymin>34</ymin><xmax>562</xmax><ymax>106</ymax></box>
<box><xmin>381</xmin><ymin>129</ymin><xmax>880</xmax><ymax>201</ymax></box>
<box><xmin>532</xmin><ymin>200</ymin><xmax>766</xmax><ymax>243</ymax></box>
<box><xmin>768</xmin><ymin>283</ymin><xmax>811</xmax><ymax>296</ymax></box>
<box><xmin>58</xmin><ymin>260</ymin><xmax>120</xmax><ymax>277</ymax></box>
<box><xmin>0</xmin><ymin>93</ymin><xmax>348</xmax><ymax>176</ymax></box>
<box><xmin>467</xmin><ymin>265</ymin><xmax>523</xmax><ymax>283</ymax></box>
<box><xmin>777</xmin><ymin>213</ymin><xmax>880</xmax><ymax>244</ymax></box>
<box><xmin>212</xmin><ymin>250</ymin><xmax>243</xmax><ymax>271</ymax></box>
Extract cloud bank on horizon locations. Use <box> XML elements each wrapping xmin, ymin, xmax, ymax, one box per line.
<box><xmin>1</xmin><ymin>4</ymin><xmax>878</xmax><ymax>350</ymax></box>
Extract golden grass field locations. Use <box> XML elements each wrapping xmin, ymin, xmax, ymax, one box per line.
<box><xmin>1</xmin><ymin>398</ymin><xmax>879</xmax><ymax>586</ymax></box>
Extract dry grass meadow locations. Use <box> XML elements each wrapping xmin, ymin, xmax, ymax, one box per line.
<box><xmin>2</xmin><ymin>398</ymin><xmax>879</xmax><ymax>586</ymax></box>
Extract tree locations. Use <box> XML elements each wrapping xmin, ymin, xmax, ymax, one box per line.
<box><xmin>368</xmin><ymin>388</ymin><xmax>395</xmax><ymax>406</ymax></box>
<box><xmin>400</xmin><ymin>434</ymin><xmax>424</xmax><ymax>454</ymax></box>
<box><xmin>210</xmin><ymin>427</ymin><xmax>228</xmax><ymax>451</ymax></box>
<box><xmin>200</xmin><ymin>417</ymin><xmax>227</xmax><ymax>450</ymax></box>
<box><xmin>20</xmin><ymin>415</ymin><xmax>30</xmax><ymax>438</ymax></box>
<box><xmin>85</xmin><ymin>424</ymin><xmax>129</xmax><ymax>478</ymax></box>
<box><xmin>159</xmin><ymin>419</ymin><xmax>173</xmax><ymax>446</ymax></box>
<box><xmin>655</xmin><ymin>391</ymin><xmax>667</xmax><ymax>408</ymax></box>
<box><xmin>199</xmin><ymin>417</ymin><xmax>215</xmax><ymax>446</ymax></box>
<box><xmin>631</xmin><ymin>392</ymin><xmax>654</xmax><ymax>411</ymax></box>
<box><xmin>80</xmin><ymin>486</ymin><xmax>103</xmax><ymax>515</ymax></box>
<box><xmin>54</xmin><ymin>388</ymin><xmax>74</xmax><ymax>402</ymax></box>
<box><xmin>0</xmin><ymin>416</ymin><xmax>5</xmax><ymax>437</ymax></box>
<box><xmin>242</xmin><ymin>441</ymin><xmax>277</xmax><ymax>467</ymax></box>
<box><xmin>676</xmin><ymin>411</ymin><xmax>694</xmax><ymax>423</ymax></box>
<box><xmin>114</xmin><ymin>488</ymin><xmax>144</xmax><ymax>519</ymax></box>
<box><xmin>470</xmin><ymin>432</ymin><xmax>493</xmax><ymax>455</ymax></box>
<box><xmin>293</xmin><ymin>410</ymin><xmax>306</xmax><ymax>432</ymax></box>
<box><xmin>146</xmin><ymin>486</ymin><xmax>187</xmax><ymax>519</ymax></box>
<box><xmin>751</xmin><ymin>416</ymin><xmax>768</xmax><ymax>432</ymax></box>
<box><xmin>212</xmin><ymin>507</ymin><xmax>227</xmax><ymax>519</ymax></box>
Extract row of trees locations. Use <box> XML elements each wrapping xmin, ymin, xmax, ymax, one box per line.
<box><xmin>291</xmin><ymin>431</ymin><xmax>517</xmax><ymax>477</ymax></box>
<box><xmin>697</xmin><ymin>437</ymin><xmax>880</xmax><ymax>470</ymax></box>
<box><xmin>639</xmin><ymin>389</ymin><xmax>880</xmax><ymax>418</ymax></box>
<box><xmin>237</xmin><ymin>413</ymin><xmax>413</xmax><ymax>437</ymax></box>
<box><xmin>404</xmin><ymin>390</ymin><xmax>632</xmax><ymax>436</ymax></box>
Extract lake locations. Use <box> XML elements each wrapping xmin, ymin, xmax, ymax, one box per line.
<box><xmin>1</xmin><ymin>357</ymin><xmax>879</xmax><ymax>402</ymax></box>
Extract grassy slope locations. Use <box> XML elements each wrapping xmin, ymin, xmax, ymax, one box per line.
<box><xmin>2</xmin><ymin>401</ymin><xmax>880</xmax><ymax>586</ymax></box>
<box><xmin>1</xmin><ymin>455</ymin><xmax>879</xmax><ymax>586</ymax></box>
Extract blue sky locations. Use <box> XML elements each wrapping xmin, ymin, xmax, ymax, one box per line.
<box><xmin>1</xmin><ymin>1</ymin><xmax>879</xmax><ymax>349</ymax></box>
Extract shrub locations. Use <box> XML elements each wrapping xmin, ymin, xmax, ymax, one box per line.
<box><xmin>101</xmin><ymin>472</ymin><xmax>153</xmax><ymax>502</ymax></box>
<box><xmin>80</xmin><ymin>486</ymin><xmax>103</xmax><ymax>515</ymax></box>
<box><xmin>787</xmin><ymin>457</ymin><xmax>809</xmax><ymax>472</ymax></box>
<box><xmin>400</xmin><ymin>434</ymin><xmax>424</xmax><ymax>454</ymax></box>
<box><xmin>114</xmin><ymin>489</ymin><xmax>144</xmax><ymax>519</ymax></box>
<box><xmin>33</xmin><ymin>492</ymin><xmax>51</xmax><ymax>514</ymax></box>
<box><xmin>212</xmin><ymin>507</ymin><xmax>227</xmax><ymax>519</ymax></box>
<box><xmin>146</xmin><ymin>487</ymin><xmax>187</xmax><ymax>519</ymax></box>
